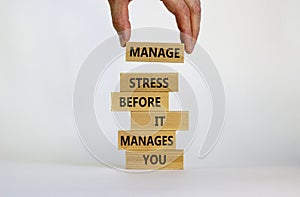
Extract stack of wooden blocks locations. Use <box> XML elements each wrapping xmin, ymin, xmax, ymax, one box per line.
<box><xmin>111</xmin><ymin>42</ymin><xmax>188</xmax><ymax>170</ymax></box>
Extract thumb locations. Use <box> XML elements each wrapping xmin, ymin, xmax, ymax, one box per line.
<box><xmin>108</xmin><ymin>0</ymin><xmax>131</xmax><ymax>47</ymax></box>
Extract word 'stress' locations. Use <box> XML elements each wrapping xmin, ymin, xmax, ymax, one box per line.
<box><xmin>111</xmin><ymin>42</ymin><xmax>188</xmax><ymax>170</ymax></box>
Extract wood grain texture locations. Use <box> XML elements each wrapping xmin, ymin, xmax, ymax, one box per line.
<box><xmin>126</xmin><ymin>150</ymin><xmax>184</xmax><ymax>170</ymax></box>
<box><xmin>111</xmin><ymin>92</ymin><xmax>169</xmax><ymax>111</ymax></box>
<box><xmin>126</xmin><ymin>42</ymin><xmax>184</xmax><ymax>63</ymax></box>
<box><xmin>118</xmin><ymin>130</ymin><xmax>176</xmax><ymax>151</ymax></box>
<box><xmin>120</xmin><ymin>73</ymin><xmax>178</xmax><ymax>92</ymax></box>
<box><xmin>131</xmin><ymin>111</ymin><xmax>189</xmax><ymax>130</ymax></box>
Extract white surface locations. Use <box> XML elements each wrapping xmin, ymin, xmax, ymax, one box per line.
<box><xmin>1</xmin><ymin>163</ymin><xmax>299</xmax><ymax>197</ymax></box>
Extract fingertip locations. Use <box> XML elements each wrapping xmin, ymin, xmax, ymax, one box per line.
<box><xmin>180</xmin><ymin>32</ymin><xmax>195</xmax><ymax>54</ymax></box>
<box><xmin>118</xmin><ymin>29</ymin><xmax>131</xmax><ymax>47</ymax></box>
<box><xmin>185</xmin><ymin>43</ymin><xmax>194</xmax><ymax>54</ymax></box>
<box><xmin>185</xmin><ymin>46</ymin><xmax>193</xmax><ymax>54</ymax></box>
<box><xmin>123</xmin><ymin>28</ymin><xmax>131</xmax><ymax>43</ymax></box>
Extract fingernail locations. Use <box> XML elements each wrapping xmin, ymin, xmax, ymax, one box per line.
<box><xmin>186</xmin><ymin>39</ymin><xmax>195</xmax><ymax>54</ymax></box>
<box><xmin>119</xmin><ymin>33</ymin><xmax>126</xmax><ymax>47</ymax></box>
<box><xmin>181</xmin><ymin>33</ymin><xmax>194</xmax><ymax>54</ymax></box>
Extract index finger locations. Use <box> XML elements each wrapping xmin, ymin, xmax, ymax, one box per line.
<box><xmin>184</xmin><ymin>0</ymin><xmax>201</xmax><ymax>43</ymax></box>
<box><xmin>108</xmin><ymin>0</ymin><xmax>131</xmax><ymax>47</ymax></box>
<box><xmin>162</xmin><ymin>0</ymin><xmax>194</xmax><ymax>53</ymax></box>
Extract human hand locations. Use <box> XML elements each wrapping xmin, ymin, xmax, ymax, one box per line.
<box><xmin>108</xmin><ymin>0</ymin><xmax>201</xmax><ymax>54</ymax></box>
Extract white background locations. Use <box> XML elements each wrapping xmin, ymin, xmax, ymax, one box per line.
<box><xmin>0</xmin><ymin>0</ymin><xmax>300</xmax><ymax>196</ymax></box>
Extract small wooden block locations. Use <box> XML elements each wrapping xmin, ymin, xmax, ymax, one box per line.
<box><xmin>131</xmin><ymin>111</ymin><xmax>189</xmax><ymax>131</ymax></box>
<box><xmin>118</xmin><ymin>130</ymin><xmax>176</xmax><ymax>151</ymax></box>
<box><xmin>126</xmin><ymin>42</ymin><xmax>184</xmax><ymax>63</ymax></box>
<box><xmin>111</xmin><ymin>92</ymin><xmax>169</xmax><ymax>111</ymax></box>
<box><xmin>126</xmin><ymin>150</ymin><xmax>184</xmax><ymax>170</ymax></box>
<box><xmin>120</xmin><ymin>73</ymin><xmax>178</xmax><ymax>92</ymax></box>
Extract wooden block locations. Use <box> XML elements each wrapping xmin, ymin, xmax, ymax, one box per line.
<box><xmin>126</xmin><ymin>42</ymin><xmax>184</xmax><ymax>63</ymax></box>
<box><xmin>118</xmin><ymin>130</ymin><xmax>176</xmax><ymax>151</ymax></box>
<box><xmin>126</xmin><ymin>150</ymin><xmax>184</xmax><ymax>170</ymax></box>
<box><xmin>131</xmin><ymin>111</ymin><xmax>189</xmax><ymax>131</ymax></box>
<box><xmin>111</xmin><ymin>92</ymin><xmax>169</xmax><ymax>111</ymax></box>
<box><xmin>120</xmin><ymin>73</ymin><xmax>178</xmax><ymax>92</ymax></box>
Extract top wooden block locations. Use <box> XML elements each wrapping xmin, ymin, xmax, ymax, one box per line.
<box><xmin>126</xmin><ymin>42</ymin><xmax>184</xmax><ymax>63</ymax></box>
